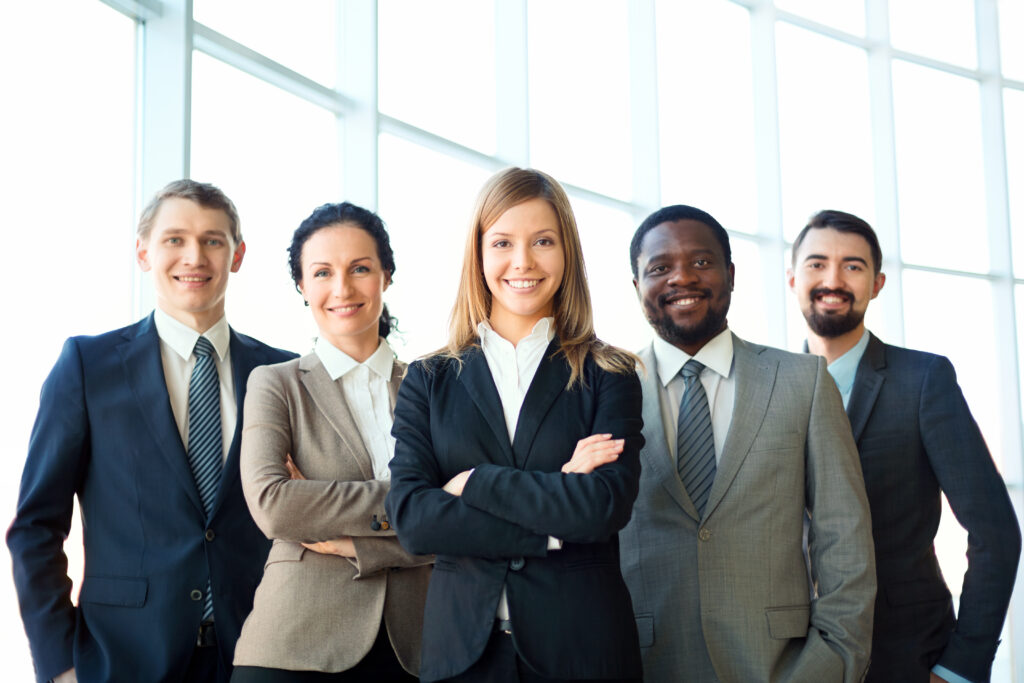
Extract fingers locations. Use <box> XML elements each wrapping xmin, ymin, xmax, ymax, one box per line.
<box><xmin>285</xmin><ymin>454</ymin><xmax>306</xmax><ymax>480</ymax></box>
<box><xmin>562</xmin><ymin>438</ymin><xmax>625</xmax><ymax>474</ymax></box>
<box><xmin>575</xmin><ymin>433</ymin><xmax>613</xmax><ymax>449</ymax></box>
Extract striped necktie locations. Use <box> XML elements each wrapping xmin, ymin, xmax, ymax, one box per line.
<box><xmin>187</xmin><ymin>336</ymin><xmax>222</xmax><ymax>621</ymax></box>
<box><xmin>677</xmin><ymin>359</ymin><xmax>716</xmax><ymax>517</ymax></box>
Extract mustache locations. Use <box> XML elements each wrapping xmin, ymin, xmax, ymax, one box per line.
<box><xmin>658</xmin><ymin>288</ymin><xmax>712</xmax><ymax>307</ymax></box>
<box><xmin>810</xmin><ymin>287</ymin><xmax>855</xmax><ymax>303</ymax></box>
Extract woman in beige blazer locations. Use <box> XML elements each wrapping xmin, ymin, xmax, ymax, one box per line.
<box><xmin>231</xmin><ymin>202</ymin><xmax>431</xmax><ymax>682</ymax></box>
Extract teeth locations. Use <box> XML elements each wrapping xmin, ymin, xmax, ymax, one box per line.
<box><xmin>670</xmin><ymin>297</ymin><xmax>700</xmax><ymax>306</ymax></box>
<box><xmin>331</xmin><ymin>305</ymin><xmax>359</xmax><ymax>313</ymax></box>
<box><xmin>178</xmin><ymin>276</ymin><xmax>207</xmax><ymax>282</ymax></box>
<box><xmin>819</xmin><ymin>295</ymin><xmax>846</xmax><ymax>304</ymax></box>
<box><xmin>507</xmin><ymin>280</ymin><xmax>539</xmax><ymax>289</ymax></box>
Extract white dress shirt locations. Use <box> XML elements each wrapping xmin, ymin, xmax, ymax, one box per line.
<box><xmin>314</xmin><ymin>336</ymin><xmax>397</xmax><ymax>481</ymax></box>
<box><xmin>154</xmin><ymin>308</ymin><xmax>236</xmax><ymax>463</ymax></box>
<box><xmin>652</xmin><ymin>327</ymin><xmax>736</xmax><ymax>464</ymax></box>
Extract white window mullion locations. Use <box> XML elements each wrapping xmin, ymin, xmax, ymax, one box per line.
<box><xmin>494</xmin><ymin>0</ymin><xmax>529</xmax><ymax>167</ymax></box>
<box><xmin>339</xmin><ymin>0</ymin><xmax>378</xmax><ymax>210</ymax></box>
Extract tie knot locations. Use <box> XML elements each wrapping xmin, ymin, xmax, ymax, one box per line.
<box><xmin>681</xmin><ymin>359</ymin><xmax>705</xmax><ymax>379</ymax></box>
<box><xmin>194</xmin><ymin>336</ymin><xmax>215</xmax><ymax>359</ymax></box>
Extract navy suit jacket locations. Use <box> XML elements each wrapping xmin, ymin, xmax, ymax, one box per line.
<box><xmin>850</xmin><ymin>334</ymin><xmax>1020</xmax><ymax>683</ymax></box>
<box><xmin>386</xmin><ymin>342</ymin><xmax>644</xmax><ymax>682</ymax></box>
<box><xmin>7</xmin><ymin>314</ymin><xmax>295</xmax><ymax>683</ymax></box>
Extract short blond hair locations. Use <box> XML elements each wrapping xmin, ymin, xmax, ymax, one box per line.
<box><xmin>137</xmin><ymin>179</ymin><xmax>241</xmax><ymax>244</ymax></box>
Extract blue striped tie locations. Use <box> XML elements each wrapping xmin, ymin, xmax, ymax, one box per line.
<box><xmin>677</xmin><ymin>359</ymin><xmax>716</xmax><ymax>518</ymax></box>
<box><xmin>187</xmin><ymin>336</ymin><xmax>222</xmax><ymax>621</ymax></box>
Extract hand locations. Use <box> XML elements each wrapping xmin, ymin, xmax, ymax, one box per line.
<box><xmin>54</xmin><ymin>669</ymin><xmax>77</xmax><ymax>683</ymax></box>
<box><xmin>302</xmin><ymin>536</ymin><xmax>356</xmax><ymax>557</ymax></box>
<box><xmin>443</xmin><ymin>470</ymin><xmax>473</xmax><ymax>496</ymax></box>
<box><xmin>929</xmin><ymin>674</ymin><xmax>949</xmax><ymax>683</ymax></box>
<box><xmin>285</xmin><ymin>454</ymin><xmax>306</xmax><ymax>480</ymax></box>
<box><xmin>562</xmin><ymin>434</ymin><xmax>623</xmax><ymax>474</ymax></box>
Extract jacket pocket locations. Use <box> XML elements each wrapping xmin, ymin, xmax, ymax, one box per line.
<box><xmin>765</xmin><ymin>605</ymin><xmax>810</xmax><ymax>639</ymax></box>
<box><xmin>885</xmin><ymin>579</ymin><xmax>951</xmax><ymax>607</ymax></box>
<box><xmin>265</xmin><ymin>541</ymin><xmax>305</xmax><ymax>567</ymax></box>
<box><xmin>634</xmin><ymin>613</ymin><xmax>654</xmax><ymax>648</ymax></box>
<box><xmin>79</xmin><ymin>576</ymin><xmax>148</xmax><ymax>607</ymax></box>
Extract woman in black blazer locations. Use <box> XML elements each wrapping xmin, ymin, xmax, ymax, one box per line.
<box><xmin>386</xmin><ymin>167</ymin><xmax>644</xmax><ymax>683</ymax></box>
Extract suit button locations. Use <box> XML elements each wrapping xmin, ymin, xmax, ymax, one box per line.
<box><xmin>698</xmin><ymin>528</ymin><xmax>711</xmax><ymax>542</ymax></box>
<box><xmin>205</xmin><ymin>529</ymin><xmax>216</xmax><ymax>542</ymax></box>
<box><xmin>510</xmin><ymin>557</ymin><xmax>525</xmax><ymax>571</ymax></box>
<box><xmin>190</xmin><ymin>589</ymin><xmax>203</xmax><ymax>601</ymax></box>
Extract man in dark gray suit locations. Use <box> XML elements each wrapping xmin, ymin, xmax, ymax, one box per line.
<box><xmin>788</xmin><ymin>209</ymin><xmax>1021</xmax><ymax>683</ymax></box>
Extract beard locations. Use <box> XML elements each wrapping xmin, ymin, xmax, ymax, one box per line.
<box><xmin>646</xmin><ymin>290</ymin><xmax>730</xmax><ymax>349</ymax></box>
<box><xmin>804</xmin><ymin>287</ymin><xmax>864</xmax><ymax>338</ymax></box>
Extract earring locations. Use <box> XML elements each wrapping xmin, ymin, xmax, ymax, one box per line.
<box><xmin>303</xmin><ymin>300</ymin><xmax>309</xmax><ymax>307</ymax></box>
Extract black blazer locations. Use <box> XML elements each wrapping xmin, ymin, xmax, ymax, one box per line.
<box><xmin>386</xmin><ymin>340</ymin><xmax>644</xmax><ymax>682</ymax></box>
<box><xmin>850</xmin><ymin>334</ymin><xmax>1020</xmax><ymax>683</ymax></box>
<box><xmin>7</xmin><ymin>315</ymin><xmax>295</xmax><ymax>683</ymax></box>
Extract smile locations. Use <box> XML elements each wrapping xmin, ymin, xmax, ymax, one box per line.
<box><xmin>327</xmin><ymin>304</ymin><xmax>363</xmax><ymax>314</ymax></box>
<box><xmin>505</xmin><ymin>279</ymin><xmax>541</xmax><ymax>289</ymax></box>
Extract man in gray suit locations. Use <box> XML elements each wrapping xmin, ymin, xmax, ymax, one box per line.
<box><xmin>619</xmin><ymin>205</ymin><xmax>876</xmax><ymax>682</ymax></box>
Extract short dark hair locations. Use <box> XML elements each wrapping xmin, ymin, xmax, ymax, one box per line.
<box><xmin>630</xmin><ymin>205</ymin><xmax>732</xmax><ymax>278</ymax></box>
<box><xmin>792</xmin><ymin>210</ymin><xmax>883</xmax><ymax>273</ymax></box>
<box><xmin>137</xmin><ymin>179</ymin><xmax>241</xmax><ymax>243</ymax></box>
<box><xmin>287</xmin><ymin>202</ymin><xmax>398</xmax><ymax>338</ymax></box>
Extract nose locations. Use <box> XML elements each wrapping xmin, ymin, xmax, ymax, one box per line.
<box><xmin>334</xmin><ymin>272</ymin><xmax>354</xmax><ymax>298</ymax></box>
<box><xmin>181</xmin><ymin>239</ymin><xmax>206</xmax><ymax>266</ymax></box>
<box><xmin>820</xmin><ymin>263</ymin><xmax>843</xmax><ymax>289</ymax></box>
<box><xmin>666</xmin><ymin>262</ymin><xmax>698</xmax><ymax>287</ymax></box>
<box><xmin>512</xmin><ymin>242</ymin><xmax>534</xmax><ymax>271</ymax></box>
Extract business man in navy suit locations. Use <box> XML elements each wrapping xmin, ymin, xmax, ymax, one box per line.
<box><xmin>788</xmin><ymin>209</ymin><xmax>1021</xmax><ymax>683</ymax></box>
<box><xmin>7</xmin><ymin>180</ymin><xmax>295</xmax><ymax>683</ymax></box>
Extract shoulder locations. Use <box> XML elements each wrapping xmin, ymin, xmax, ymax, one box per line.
<box><xmin>734</xmin><ymin>334</ymin><xmax>821</xmax><ymax>372</ymax></box>
<box><xmin>247</xmin><ymin>355</ymin><xmax>305</xmax><ymax>392</ymax></box>
<box><xmin>880</xmin><ymin>340</ymin><xmax>946</xmax><ymax>372</ymax></box>
<box><xmin>229</xmin><ymin>328</ymin><xmax>298</xmax><ymax>364</ymax></box>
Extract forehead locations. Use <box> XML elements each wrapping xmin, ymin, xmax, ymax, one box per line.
<box><xmin>301</xmin><ymin>223</ymin><xmax>378</xmax><ymax>263</ymax></box>
<box><xmin>795</xmin><ymin>227</ymin><xmax>874</xmax><ymax>263</ymax></box>
<box><xmin>150</xmin><ymin>197</ymin><xmax>232</xmax><ymax>237</ymax></box>
<box><xmin>639</xmin><ymin>219</ymin><xmax>724</xmax><ymax>261</ymax></box>
<box><xmin>485</xmin><ymin>197</ymin><xmax>560</xmax><ymax>234</ymax></box>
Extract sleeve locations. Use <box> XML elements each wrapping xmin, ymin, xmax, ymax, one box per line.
<box><xmin>348</xmin><ymin>536</ymin><xmax>434</xmax><ymax>579</ymax></box>
<box><xmin>240</xmin><ymin>366</ymin><xmax>393</xmax><ymax>542</ymax></box>
<box><xmin>6</xmin><ymin>339</ymin><xmax>88</xmax><ymax>683</ymax></box>
<box><xmin>923</xmin><ymin>356</ymin><xmax>1021</xmax><ymax>683</ymax></box>
<box><xmin>458</xmin><ymin>367</ymin><xmax>643</xmax><ymax>544</ymax></box>
<box><xmin>386</xmin><ymin>361</ymin><xmax>550</xmax><ymax>559</ymax></box>
<box><xmin>799</xmin><ymin>356</ymin><xmax>877</xmax><ymax>683</ymax></box>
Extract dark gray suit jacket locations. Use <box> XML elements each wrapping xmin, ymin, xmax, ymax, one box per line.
<box><xmin>850</xmin><ymin>333</ymin><xmax>1020</xmax><ymax>683</ymax></box>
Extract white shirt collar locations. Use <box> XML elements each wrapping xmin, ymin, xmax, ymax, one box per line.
<box><xmin>477</xmin><ymin>317</ymin><xmax>555</xmax><ymax>349</ymax></box>
<box><xmin>153</xmin><ymin>308</ymin><xmax>230</xmax><ymax>362</ymax></box>
<box><xmin>315</xmin><ymin>336</ymin><xmax>395</xmax><ymax>382</ymax></box>
<box><xmin>652</xmin><ymin>327</ymin><xmax>734</xmax><ymax>387</ymax></box>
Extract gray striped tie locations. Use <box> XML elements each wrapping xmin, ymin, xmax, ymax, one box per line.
<box><xmin>677</xmin><ymin>359</ymin><xmax>715</xmax><ymax>517</ymax></box>
<box><xmin>187</xmin><ymin>336</ymin><xmax>222</xmax><ymax>621</ymax></box>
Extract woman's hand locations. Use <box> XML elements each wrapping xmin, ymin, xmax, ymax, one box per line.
<box><xmin>302</xmin><ymin>537</ymin><xmax>356</xmax><ymax>557</ymax></box>
<box><xmin>561</xmin><ymin>434</ymin><xmax>624</xmax><ymax>474</ymax></box>
<box><xmin>284</xmin><ymin>454</ymin><xmax>305</xmax><ymax>480</ymax></box>
<box><xmin>443</xmin><ymin>469</ymin><xmax>474</xmax><ymax>497</ymax></box>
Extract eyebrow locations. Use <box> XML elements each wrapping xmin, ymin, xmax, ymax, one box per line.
<box><xmin>487</xmin><ymin>228</ymin><xmax>559</xmax><ymax>238</ymax></box>
<box><xmin>802</xmin><ymin>253</ymin><xmax>869</xmax><ymax>267</ymax></box>
<box><xmin>644</xmin><ymin>248</ymin><xmax>717</xmax><ymax>262</ymax></box>
<box><xmin>308</xmin><ymin>256</ymin><xmax>373</xmax><ymax>268</ymax></box>
<box><xmin>160</xmin><ymin>228</ymin><xmax>230</xmax><ymax>239</ymax></box>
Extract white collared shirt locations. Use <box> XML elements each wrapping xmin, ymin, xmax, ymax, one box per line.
<box><xmin>315</xmin><ymin>337</ymin><xmax>397</xmax><ymax>481</ymax></box>
<box><xmin>154</xmin><ymin>308</ymin><xmax>236</xmax><ymax>463</ymax></box>
<box><xmin>652</xmin><ymin>327</ymin><xmax>736</xmax><ymax>464</ymax></box>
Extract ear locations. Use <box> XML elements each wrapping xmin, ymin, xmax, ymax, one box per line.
<box><xmin>136</xmin><ymin>238</ymin><xmax>151</xmax><ymax>272</ymax></box>
<box><xmin>727</xmin><ymin>262</ymin><xmax>736</xmax><ymax>291</ymax></box>
<box><xmin>230</xmin><ymin>241</ymin><xmax>246</xmax><ymax>273</ymax></box>
<box><xmin>383</xmin><ymin>270</ymin><xmax>392</xmax><ymax>292</ymax></box>
<box><xmin>786</xmin><ymin>267</ymin><xmax>795</xmax><ymax>293</ymax></box>
<box><xmin>871</xmin><ymin>271</ymin><xmax>886</xmax><ymax>299</ymax></box>
<box><xmin>632</xmin><ymin>277</ymin><xmax>640</xmax><ymax>298</ymax></box>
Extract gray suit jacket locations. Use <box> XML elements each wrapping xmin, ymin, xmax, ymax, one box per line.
<box><xmin>233</xmin><ymin>353</ymin><xmax>432</xmax><ymax>673</ymax></box>
<box><xmin>620</xmin><ymin>334</ymin><xmax>876</xmax><ymax>683</ymax></box>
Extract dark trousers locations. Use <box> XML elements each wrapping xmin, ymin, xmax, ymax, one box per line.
<box><xmin>184</xmin><ymin>622</ymin><xmax>226</xmax><ymax>683</ymax></box>
<box><xmin>442</xmin><ymin>630</ymin><xmax>641</xmax><ymax>683</ymax></box>
<box><xmin>230</xmin><ymin>623</ymin><xmax>415</xmax><ymax>682</ymax></box>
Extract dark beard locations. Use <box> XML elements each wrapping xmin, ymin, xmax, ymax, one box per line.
<box><xmin>648</xmin><ymin>305</ymin><xmax>729</xmax><ymax>349</ymax></box>
<box><xmin>804</xmin><ymin>287</ymin><xmax>864</xmax><ymax>338</ymax></box>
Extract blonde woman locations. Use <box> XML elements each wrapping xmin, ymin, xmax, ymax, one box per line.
<box><xmin>386</xmin><ymin>168</ymin><xmax>643</xmax><ymax>683</ymax></box>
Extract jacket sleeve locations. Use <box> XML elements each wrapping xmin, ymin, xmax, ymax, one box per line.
<box><xmin>240</xmin><ymin>365</ymin><xmax>393</xmax><ymax>542</ymax></box>
<box><xmin>458</xmin><ymin>367</ymin><xmax>643</xmax><ymax>544</ymax></box>
<box><xmin>349</xmin><ymin>536</ymin><xmax>434</xmax><ymax>579</ymax></box>
<box><xmin>386</xmin><ymin>361</ymin><xmax>550</xmax><ymax>559</ymax></box>
<box><xmin>923</xmin><ymin>356</ymin><xmax>1021</xmax><ymax>683</ymax></box>
<box><xmin>6</xmin><ymin>339</ymin><xmax>87</xmax><ymax>683</ymax></box>
<box><xmin>797</xmin><ymin>355</ymin><xmax>877</xmax><ymax>683</ymax></box>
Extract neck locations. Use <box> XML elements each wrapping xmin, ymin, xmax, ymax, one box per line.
<box><xmin>323</xmin><ymin>330</ymin><xmax>380</xmax><ymax>363</ymax></box>
<box><xmin>488</xmin><ymin>311</ymin><xmax>547</xmax><ymax>347</ymax></box>
<box><xmin>158</xmin><ymin>304</ymin><xmax>223</xmax><ymax>335</ymax></box>
<box><xmin>806</xmin><ymin>324</ymin><xmax>865</xmax><ymax>365</ymax></box>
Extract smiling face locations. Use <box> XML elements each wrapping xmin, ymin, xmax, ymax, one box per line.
<box><xmin>481</xmin><ymin>197</ymin><xmax>565</xmax><ymax>342</ymax></box>
<box><xmin>136</xmin><ymin>197</ymin><xmax>245</xmax><ymax>332</ymax></box>
<box><xmin>634</xmin><ymin>219</ymin><xmax>734</xmax><ymax>355</ymax></box>
<box><xmin>788</xmin><ymin>227</ymin><xmax>885</xmax><ymax>341</ymax></box>
<box><xmin>299</xmin><ymin>223</ymin><xmax>390</xmax><ymax>362</ymax></box>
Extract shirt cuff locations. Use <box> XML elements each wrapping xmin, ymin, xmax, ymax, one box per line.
<box><xmin>547</xmin><ymin>536</ymin><xmax>563</xmax><ymax>550</ymax></box>
<box><xmin>932</xmin><ymin>664</ymin><xmax>975</xmax><ymax>683</ymax></box>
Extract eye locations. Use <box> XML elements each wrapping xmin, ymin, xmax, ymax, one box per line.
<box><xmin>806</xmin><ymin>262</ymin><xmax>823</xmax><ymax>269</ymax></box>
<box><xmin>694</xmin><ymin>258</ymin><xmax>711</xmax><ymax>267</ymax></box>
<box><xmin>205</xmin><ymin>238</ymin><xmax>223</xmax><ymax>247</ymax></box>
<box><xmin>352</xmin><ymin>264</ymin><xmax>371</xmax><ymax>274</ymax></box>
<box><xmin>491</xmin><ymin>239</ymin><xmax>511</xmax><ymax>248</ymax></box>
<box><xmin>166</xmin><ymin>237</ymin><xmax>182</xmax><ymax>245</ymax></box>
<box><xmin>845</xmin><ymin>263</ymin><xmax>863</xmax><ymax>272</ymax></box>
<box><xmin>313</xmin><ymin>268</ymin><xmax>330</xmax><ymax>278</ymax></box>
<box><xmin>648</xmin><ymin>264</ymin><xmax>668</xmax><ymax>275</ymax></box>
<box><xmin>535</xmin><ymin>237</ymin><xmax>556</xmax><ymax>247</ymax></box>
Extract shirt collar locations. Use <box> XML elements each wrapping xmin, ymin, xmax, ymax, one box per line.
<box><xmin>652</xmin><ymin>327</ymin><xmax>733</xmax><ymax>387</ymax></box>
<box><xmin>153</xmin><ymin>308</ymin><xmax>230</xmax><ymax>362</ymax></box>
<box><xmin>315</xmin><ymin>336</ymin><xmax>395</xmax><ymax>382</ymax></box>
<box><xmin>477</xmin><ymin>317</ymin><xmax>555</xmax><ymax>350</ymax></box>
<box><xmin>825</xmin><ymin>329</ymin><xmax>871</xmax><ymax>396</ymax></box>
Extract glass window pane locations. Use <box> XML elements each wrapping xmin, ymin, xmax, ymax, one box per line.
<box><xmin>890</xmin><ymin>0</ymin><xmax>977</xmax><ymax>68</ymax></box>
<box><xmin>656</xmin><ymin>0</ymin><xmax>758</xmax><ymax>234</ymax></box>
<box><xmin>529</xmin><ymin>0</ymin><xmax>632</xmax><ymax>200</ymax></box>
<box><xmin>728</xmin><ymin>238</ymin><xmax>769</xmax><ymax>344</ymax></box>
<box><xmin>377</xmin><ymin>134</ymin><xmax>493</xmax><ymax>360</ymax></box>
<box><xmin>571</xmin><ymin>198</ymin><xmax>649</xmax><ymax>352</ymax></box>
<box><xmin>192</xmin><ymin>0</ymin><xmax>337</xmax><ymax>87</ymax></box>
<box><xmin>892</xmin><ymin>61</ymin><xmax>988</xmax><ymax>273</ymax></box>
<box><xmin>1006</xmin><ymin>89</ymin><xmax>1024</xmax><ymax>276</ymax></box>
<box><xmin>379</xmin><ymin>0</ymin><xmax>496</xmax><ymax>154</ymax></box>
<box><xmin>191</xmin><ymin>52</ymin><xmax>341</xmax><ymax>356</ymax></box>
<box><xmin>776</xmin><ymin>23</ymin><xmax>875</xmax><ymax>241</ymax></box>
<box><xmin>1000</xmin><ymin>0</ymin><xmax>1024</xmax><ymax>81</ymax></box>
<box><xmin>774</xmin><ymin>0</ymin><xmax>866</xmax><ymax>35</ymax></box>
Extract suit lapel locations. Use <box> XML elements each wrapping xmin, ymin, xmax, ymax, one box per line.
<box><xmin>457</xmin><ymin>346</ymin><xmax>516</xmax><ymax>466</ymax></box>
<box><xmin>639</xmin><ymin>345</ymin><xmax>700</xmax><ymax>521</ymax></box>
<box><xmin>117</xmin><ymin>315</ymin><xmax>204</xmax><ymax>517</ymax></box>
<box><xmin>704</xmin><ymin>334</ymin><xmax>777</xmax><ymax>520</ymax></box>
<box><xmin>299</xmin><ymin>354</ymin><xmax>375</xmax><ymax>481</ymax></box>
<box><xmin>513</xmin><ymin>339</ymin><xmax>569</xmax><ymax>469</ymax></box>
<box><xmin>846</xmin><ymin>333</ymin><xmax>886</xmax><ymax>442</ymax></box>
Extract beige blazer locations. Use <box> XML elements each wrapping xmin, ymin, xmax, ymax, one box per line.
<box><xmin>233</xmin><ymin>353</ymin><xmax>432</xmax><ymax>674</ymax></box>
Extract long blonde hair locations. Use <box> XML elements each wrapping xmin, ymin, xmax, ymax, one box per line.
<box><xmin>437</xmin><ymin>167</ymin><xmax>636</xmax><ymax>387</ymax></box>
